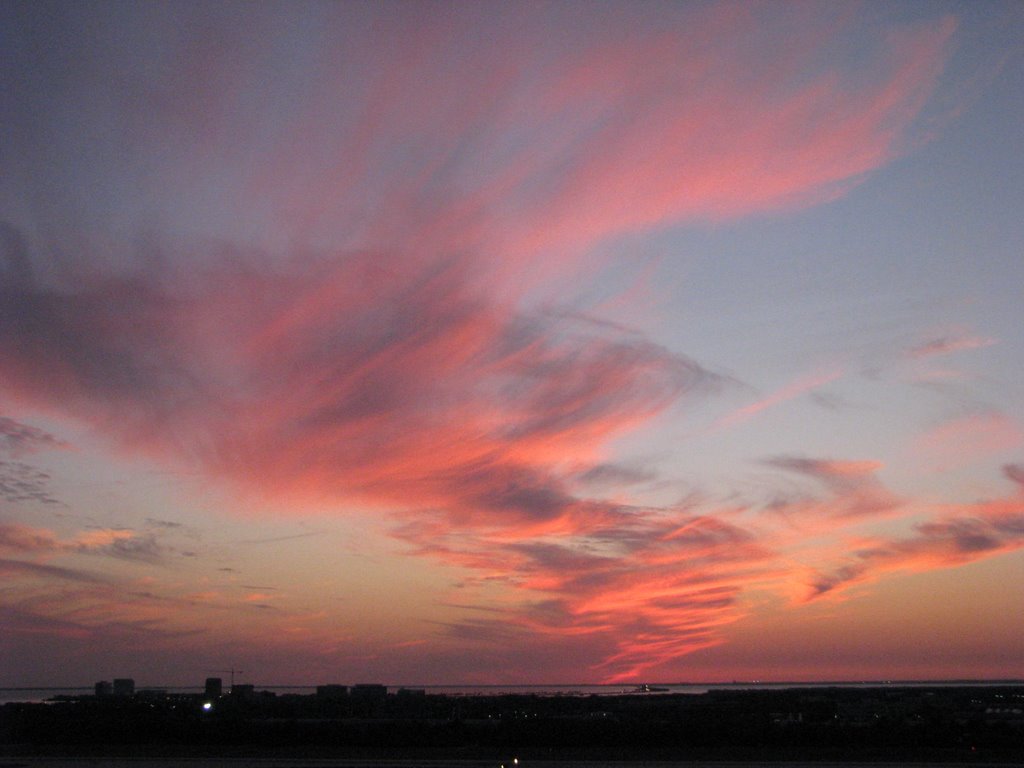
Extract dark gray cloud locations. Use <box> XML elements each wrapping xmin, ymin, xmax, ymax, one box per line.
<box><xmin>575</xmin><ymin>462</ymin><xmax>657</xmax><ymax>489</ymax></box>
<box><xmin>0</xmin><ymin>271</ymin><xmax>202</xmax><ymax>441</ymax></box>
<box><xmin>0</xmin><ymin>557</ymin><xmax>105</xmax><ymax>583</ymax></box>
<box><xmin>0</xmin><ymin>415</ymin><xmax>66</xmax><ymax>457</ymax></box>
<box><xmin>809</xmin><ymin>564</ymin><xmax>866</xmax><ymax>597</ymax></box>
<box><xmin>0</xmin><ymin>410</ymin><xmax>65</xmax><ymax>509</ymax></box>
<box><xmin>1003</xmin><ymin>463</ymin><xmax>1024</xmax><ymax>488</ymax></box>
<box><xmin>0</xmin><ymin>460</ymin><xmax>60</xmax><ymax>504</ymax></box>
<box><xmin>510</xmin><ymin>541</ymin><xmax>616</xmax><ymax>575</ymax></box>
<box><xmin>96</xmin><ymin>533</ymin><xmax>167</xmax><ymax>564</ymax></box>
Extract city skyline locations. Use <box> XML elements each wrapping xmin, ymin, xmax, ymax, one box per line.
<box><xmin>1</xmin><ymin>1</ymin><xmax>1022</xmax><ymax>686</ymax></box>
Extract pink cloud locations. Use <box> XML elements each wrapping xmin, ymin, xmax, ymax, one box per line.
<box><xmin>807</xmin><ymin>510</ymin><xmax>1024</xmax><ymax>601</ymax></box>
<box><xmin>496</xmin><ymin>11</ymin><xmax>957</xmax><ymax>260</ymax></box>
<box><xmin>9</xmin><ymin>240</ymin><xmax>1018</xmax><ymax>678</ymax></box>
<box><xmin>764</xmin><ymin>456</ymin><xmax>903</xmax><ymax>520</ymax></box>
<box><xmin>803</xmin><ymin>466</ymin><xmax>1024</xmax><ymax>600</ymax></box>
<box><xmin>0</xmin><ymin>250</ymin><xmax>712</xmax><ymax>527</ymax></box>
<box><xmin>0</xmin><ymin>244</ymin><xmax>743</xmax><ymax>677</ymax></box>
<box><xmin>0</xmin><ymin>3</ymin><xmax>978</xmax><ymax>680</ymax></box>
<box><xmin>47</xmin><ymin>4</ymin><xmax>957</xmax><ymax>279</ymax></box>
<box><xmin>391</xmin><ymin>506</ymin><xmax>778</xmax><ymax>680</ymax></box>
<box><xmin>910</xmin><ymin>413</ymin><xmax>1023</xmax><ymax>473</ymax></box>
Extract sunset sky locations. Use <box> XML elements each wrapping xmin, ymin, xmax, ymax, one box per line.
<box><xmin>1</xmin><ymin>1</ymin><xmax>1022</xmax><ymax>687</ymax></box>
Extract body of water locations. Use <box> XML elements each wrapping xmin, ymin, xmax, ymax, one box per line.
<box><xmin>2</xmin><ymin>679</ymin><xmax>1021</xmax><ymax>705</ymax></box>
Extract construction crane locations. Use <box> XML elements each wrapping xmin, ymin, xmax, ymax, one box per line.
<box><xmin>208</xmin><ymin>668</ymin><xmax>245</xmax><ymax>691</ymax></box>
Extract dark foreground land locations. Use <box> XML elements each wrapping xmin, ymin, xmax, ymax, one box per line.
<box><xmin>1</xmin><ymin>762</ymin><xmax>1023</xmax><ymax>768</ymax></box>
<box><xmin>2</xmin><ymin>686</ymin><xmax>1022</xmax><ymax>764</ymax></box>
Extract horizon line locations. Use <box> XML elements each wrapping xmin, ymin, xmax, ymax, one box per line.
<box><xmin>5</xmin><ymin>678</ymin><xmax>1024</xmax><ymax>692</ymax></box>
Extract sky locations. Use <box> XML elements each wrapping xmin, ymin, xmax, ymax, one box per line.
<box><xmin>1</xmin><ymin>1</ymin><xmax>1022</xmax><ymax>687</ymax></box>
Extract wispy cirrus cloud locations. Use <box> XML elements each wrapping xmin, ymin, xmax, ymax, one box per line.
<box><xmin>0</xmin><ymin>416</ymin><xmax>67</xmax><ymax>457</ymax></box>
<box><xmin>394</xmin><ymin>505</ymin><xmax>775</xmax><ymax>681</ymax></box>
<box><xmin>808</xmin><ymin>511</ymin><xmax>1024</xmax><ymax>599</ymax></box>
<box><xmin>0</xmin><ymin>460</ymin><xmax>60</xmax><ymax>505</ymax></box>
<box><xmin>763</xmin><ymin>456</ymin><xmax>903</xmax><ymax>519</ymax></box>
<box><xmin>488</xmin><ymin>7</ymin><xmax>958</xmax><ymax>259</ymax></box>
<box><xmin>3</xmin><ymin>4</ymin><xmax>958</xmax><ymax>269</ymax></box>
<box><xmin>0</xmin><ymin>557</ymin><xmax>105</xmax><ymax>584</ymax></box>
<box><xmin>1004</xmin><ymin>463</ymin><xmax>1024</xmax><ymax>488</ymax></box>
<box><xmin>907</xmin><ymin>331</ymin><xmax>996</xmax><ymax>359</ymax></box>
<box><xmin>909</xmin><ymin>412</ymin><xmax>1023</xmax><ymax>473</ymax></box>
<box><xmin>806</xmin><ymin>464</ymin><xmax>1024</xmax><ymax>599</ymax></box>
<box><xmin>0</xmin><ymin>2</ymin><xmax>979</xmax><ymax>680</ymax></box>
<box><xmin>0</xmin><ymin>522</ymin><xmax>170</xmax><ymax>565</ymax></box>
<box><xmin>711</xmin><ymin>369</ymin><xmax>845</xmax><ymax>432</ymax></box>
<box><xmin>0</xmin><ymin>244</ymin><xmax>714</xmax><ymax>530</ymax></box>
<box><xmin>0</xmin><ymin>241</ymin><xmax>739</xmax><ymax>677</ymax></box>
<box><xmin>0</xmin><ymin>416</ymin><xmax>65</xmax><ymax>505</ymax></box>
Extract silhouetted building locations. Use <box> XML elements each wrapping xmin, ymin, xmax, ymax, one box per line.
<box><xmin>352</xmin><ymin>683</ymin><xmax>388</xmax><ymax>701</ymax></box>
<box><xmin>350</xmin><ymin>683</ymin><xmax>388</xmax><ymax>716</ymax></box>
<box><xmin>205</xmin><ymin>677</ymin><xmax>223</xmax><ymax>697</ymax></box>
<box><xmin>231</xmin><ymin>684</ymin><xmax>255</xmax><ymax>699</ymax></box>
<box><xmin>112</xmin><ymin>678</ymin><xmax>135</xmax><ymax>696</ymax></box>
<box><xmin>5</xmin><ymin>684</ymin><xmax>1023</xmax><ymax>760</ymax></box>
<box><xmin>94</xmin><ymin>680</ymin><xmax>112</xmax><ymax>697</ymax></box>
<box><xmin>316</xmin><ymin>684</ymin><xmax>348</xmax><ymax>700</ymax></box>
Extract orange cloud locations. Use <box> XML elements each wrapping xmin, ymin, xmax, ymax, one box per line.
<box><xmin>391</xmin><ymin>506</ymin><xmax>779</xmax><ymax>680</ymax></box>
<box><xmin>0</xmin><ymin>523</ymin><xmax>60</xmax><ymax>554</ymax></box>
<box><xmin>73</xmin><ymin>529</ymin><xmax>136</xmax><ymax>550</ymax></box>
<box><xmin>803</xmin><ymin>465</ymin><xmax>1024</xmax><ymax>601</ymax></box>
<box><xmin>806</xmin><ymin>511</ymin><xmax>1024</xmax><ymax>601</ymax></box>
